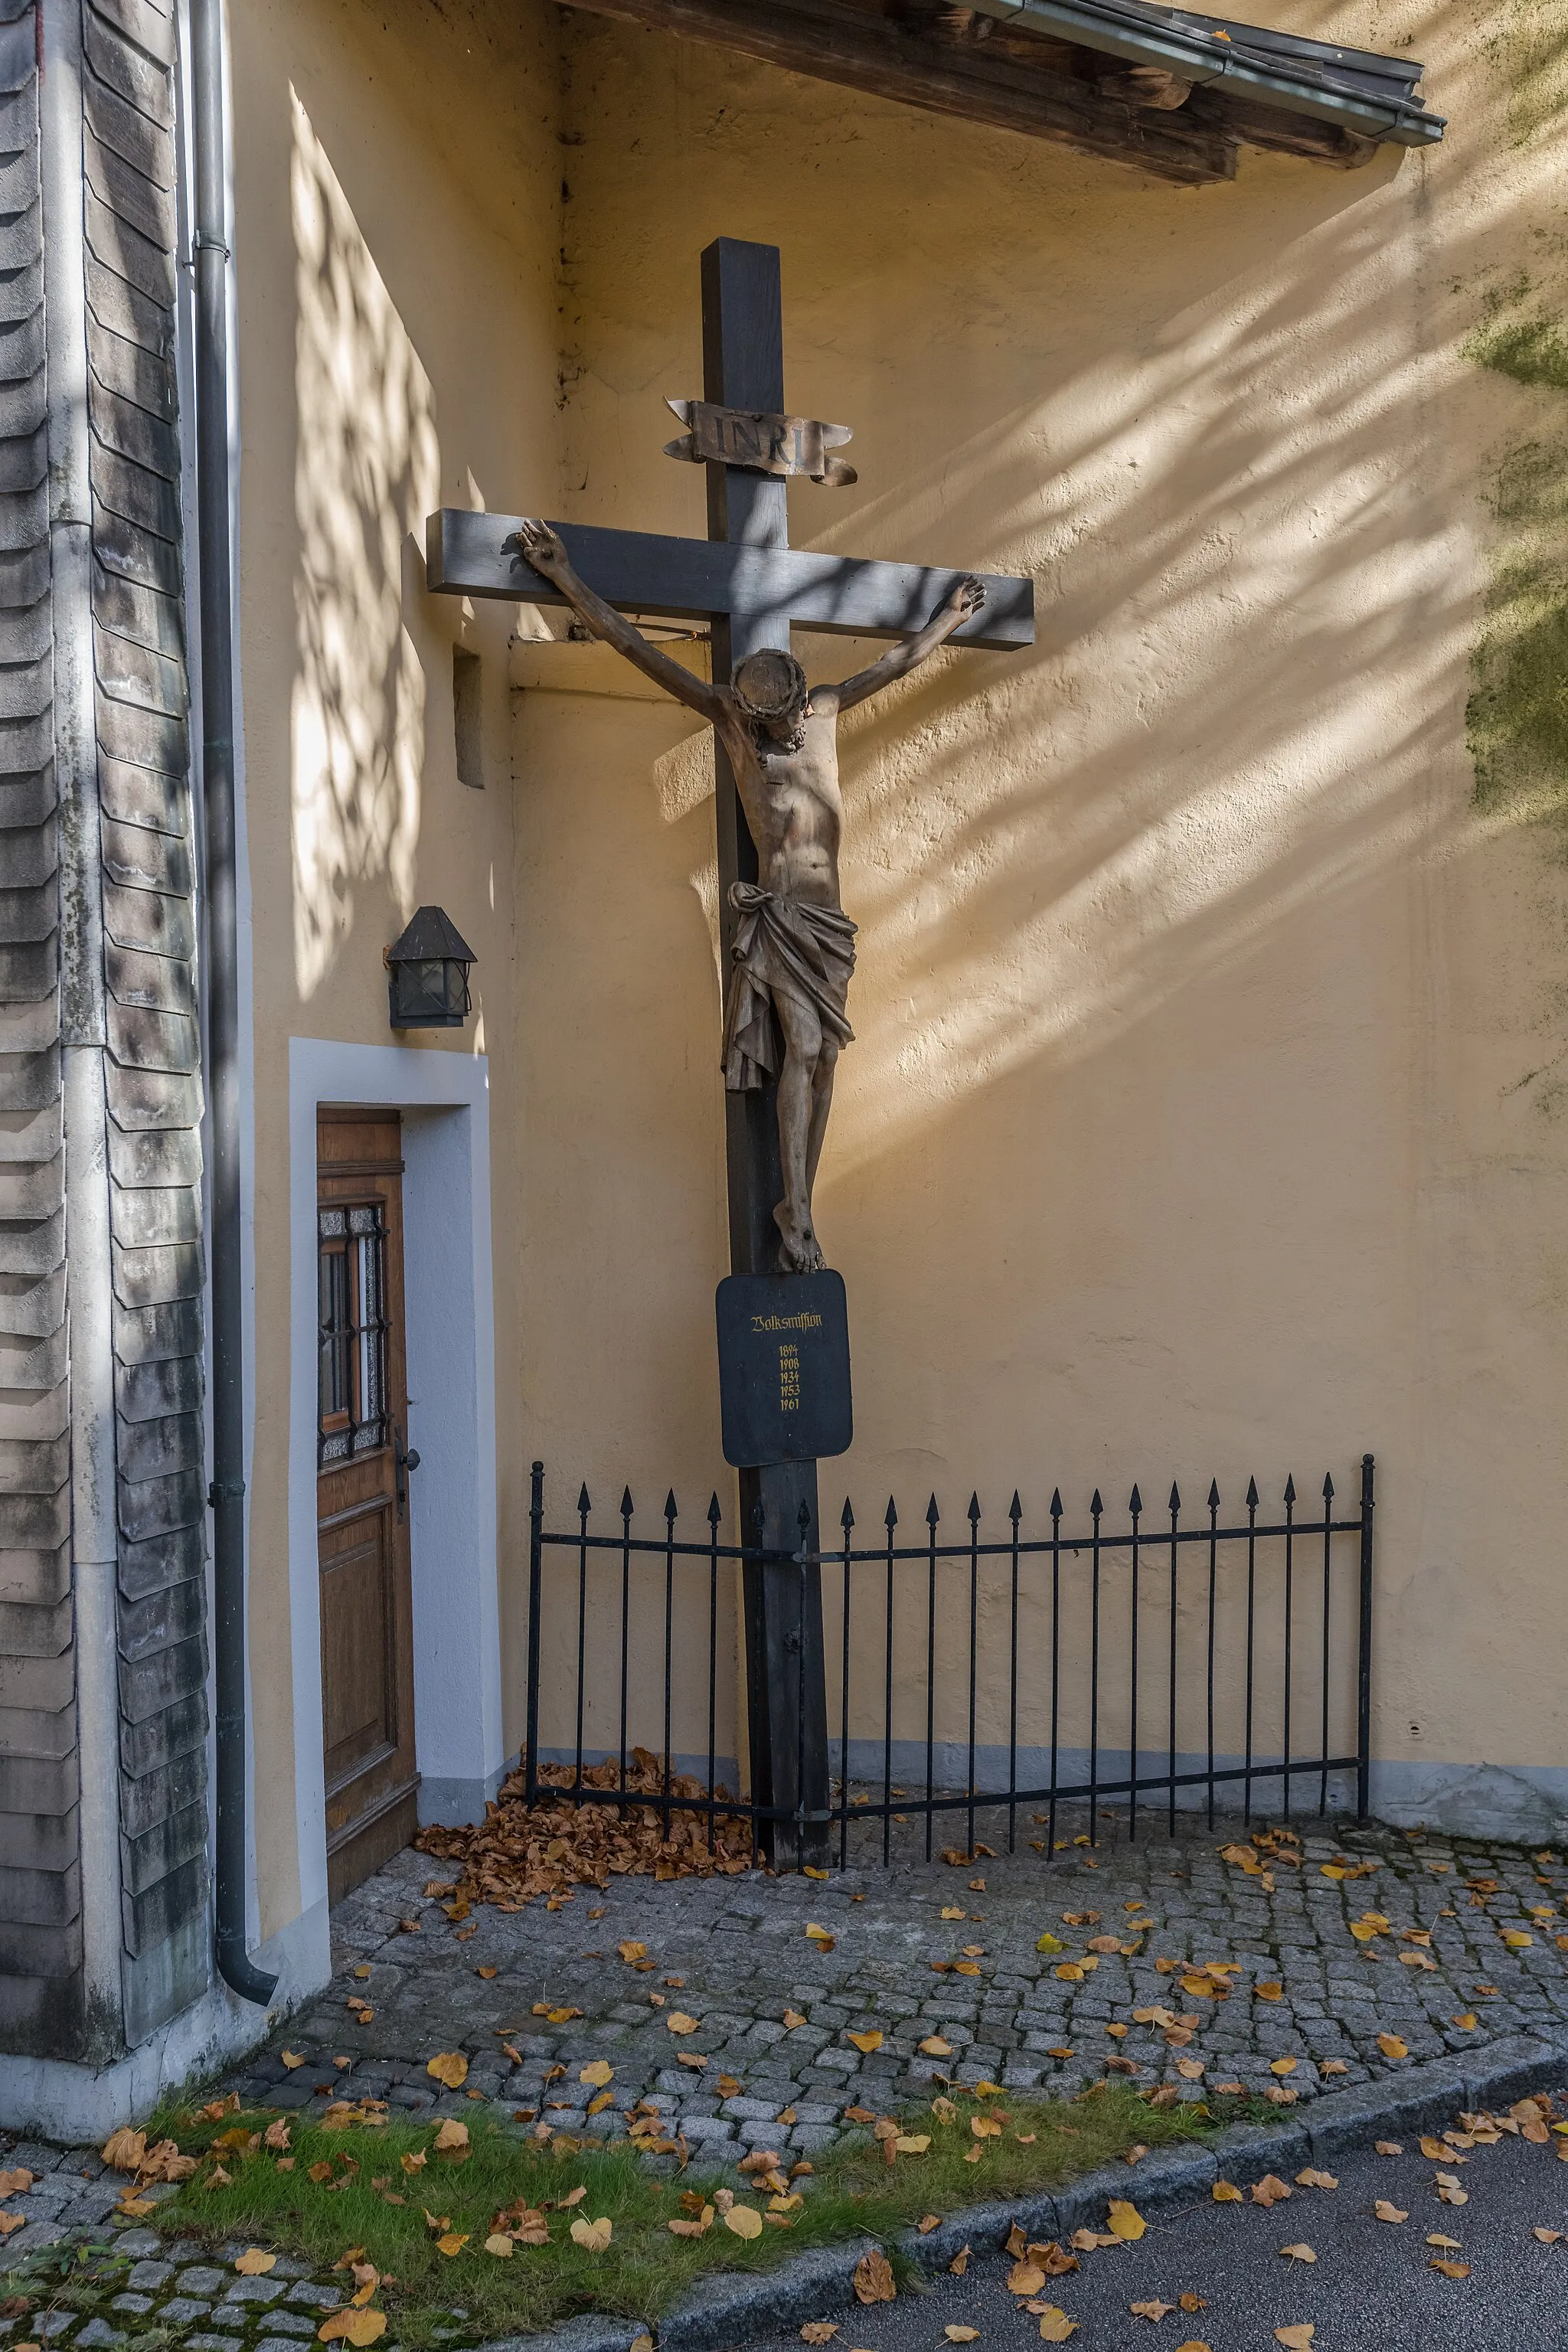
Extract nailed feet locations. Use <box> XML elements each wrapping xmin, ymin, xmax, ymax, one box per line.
<box><xmin>774</xmin><ymin>1201</ymin><xmax>825</xmax><ymax>1275</ymax></box>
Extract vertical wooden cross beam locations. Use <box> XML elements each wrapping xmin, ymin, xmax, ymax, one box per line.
<box><xmin>701</xmin><ymin>237</ymin><xmax>830</xmax><ymax>1870</ymax></box>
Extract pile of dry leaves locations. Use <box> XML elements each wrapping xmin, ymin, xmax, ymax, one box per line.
<box><xmin>414</xmin><ymin>1749</ymin><xmax>753</xmax><ymax>1912</ymax></box>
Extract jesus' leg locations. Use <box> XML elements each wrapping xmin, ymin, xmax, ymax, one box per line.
<box><xmin>805</xmin><ymin>1036</ymin><xmax>838</xmax><ymax>1204</ymax></box>
<box><xmin>771</xmin><ymin>988</ymin><xmax>825</xmax><ymax>1274</ymax></box>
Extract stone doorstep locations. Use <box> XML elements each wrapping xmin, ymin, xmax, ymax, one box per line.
<box><xmin>485</xmin><ymin>2035</ymin><xmax>1568</xmax><ymax>2352</ymax></box>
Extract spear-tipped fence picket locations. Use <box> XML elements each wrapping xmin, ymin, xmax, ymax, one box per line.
<box><xmin>523</xmin><ymin>1455</ymin><xmax>1376</xmax><ymax>1868</ymax></box>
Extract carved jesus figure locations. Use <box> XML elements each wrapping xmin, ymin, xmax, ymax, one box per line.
<box><xmin>518</xmin><ymin>520</ymin><xmax>985</xmax><ymax>1274</ymax></box>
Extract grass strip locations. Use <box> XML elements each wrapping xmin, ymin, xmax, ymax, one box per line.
<box><xmin>26</xmin><ymin>2081</ymin><xmax>1242</xmax><ymax>2346</ymax></box>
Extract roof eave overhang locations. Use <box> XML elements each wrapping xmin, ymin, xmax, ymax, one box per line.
<box><xmin>970</xmin><ymin>0</ymin><xmax>1446</xmax><ymax>147</ymax></box>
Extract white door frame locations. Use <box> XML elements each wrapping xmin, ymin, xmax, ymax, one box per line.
<box><xmin>287</xmin><ymin>1038</ymin><xmax>501</xmax><ymax>1926</ymax></box>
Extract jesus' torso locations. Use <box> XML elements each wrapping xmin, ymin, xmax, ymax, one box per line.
<box><xmin>716</xmin><ymin>694</ymin><xmax>843</xmax><ymax>910</ymax></box>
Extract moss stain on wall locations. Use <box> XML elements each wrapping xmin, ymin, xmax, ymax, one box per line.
<box><xmin>1464</xmin><ymin>3</ymin><xmax>1568</xmax><ymax>838</ymax></box>
<box><xmin>1488</xmin><ymin>0</ymin><xmax>1568</xmax><ymax>145</ymax></box>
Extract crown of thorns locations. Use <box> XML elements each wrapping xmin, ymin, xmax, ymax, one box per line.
<box><xmin>733</xmin><ymin>648</ymin><xmax>807</xmax><ymax>720</ymax></box>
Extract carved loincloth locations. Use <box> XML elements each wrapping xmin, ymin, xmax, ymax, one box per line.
<box><xmin>720</xmin><ymin>882</ymin><xmax>858</xmax><ymax>1092</ymax></box>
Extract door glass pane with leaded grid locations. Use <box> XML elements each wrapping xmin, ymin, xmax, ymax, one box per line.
<box><xmin>317</xmin><ymin>1202</ymin><xmax>389</xmax><ymax>1466</ymax></box>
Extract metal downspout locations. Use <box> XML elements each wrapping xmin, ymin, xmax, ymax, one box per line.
<box><xmin>190</xmin><ymin>0</ymin><xmax>274</xmax><ymax>2007</ymax></box>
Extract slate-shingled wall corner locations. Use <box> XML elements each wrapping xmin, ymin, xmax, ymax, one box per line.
<box><xmin>85</xmin><ymin>0</ymin><xmax>210</xmax><ymax>2049</ymax></box>
<box><xmin>0</xmin><ymin>0</ymin><xmax>82</xmax><ymax>2063</ymax></box>
<box><xmin>0</xmin><ymin>0</ymin><xmax>211</xmax><ymax>2069</ymax></box>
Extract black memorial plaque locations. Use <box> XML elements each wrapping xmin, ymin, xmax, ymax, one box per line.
<box><xmin>716</xmin><ymin>1271</ymin><xmax>851</xmax><ymax>1470</ymax></box>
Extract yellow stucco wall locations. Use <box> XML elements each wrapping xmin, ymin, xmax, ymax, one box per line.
<box><xmin>230</xmin><ymin>0</ymin><xmax>563</xmax><ymax>1932</ymax></box>
<box><xmin>233</xmin><ymin>0</ymin><xmax>1568</xmax><ymax>1938</ymax></box>
<box><xmin>526</xmin><ymin>3</ymin><xmax>1568</xmax><ymax>1802</ymax></box>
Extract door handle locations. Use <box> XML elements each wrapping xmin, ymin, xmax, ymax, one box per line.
<box><xmin>394</xmin><ymin>1426</ymin><xmax>421</xmax><ymax>1521</ymax></box>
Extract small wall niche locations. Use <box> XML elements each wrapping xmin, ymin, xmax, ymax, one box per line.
<box><xmin>452</xmin><ymin>648</ymin><xmax>483</xmax><ymax>789</ymax></box>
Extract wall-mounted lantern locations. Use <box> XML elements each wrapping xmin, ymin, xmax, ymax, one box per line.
<box><xmin>385</xmin><ymin>906</ymin><xmax>477</xmax><ymax>1031</ymax></box>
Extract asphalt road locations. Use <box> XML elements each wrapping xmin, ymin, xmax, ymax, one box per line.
<box><xmin>748</xmin><ymin>2088</ymin><xmax>1568</xmax><ymax>2352</ymax></box>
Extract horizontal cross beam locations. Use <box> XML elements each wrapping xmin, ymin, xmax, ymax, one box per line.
<box><xmin>425</xmin><ymin>511</ymin><xmax>1034</xmax><ymax>652</ymax></box>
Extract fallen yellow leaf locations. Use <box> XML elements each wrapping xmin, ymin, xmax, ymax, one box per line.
<box><xmin>317</xmin><ymin>2314</ymin><xmax>387</xmax><ymax>2347</ymax></box>
<box><xmin>1429</xmin><ymin>2259</ymin><xmax>1471</xmax><ymax>2279</ymax></box>
<box><xmin>1374</xmin><ymin>2201</ymin><xmax>1407</xmax><ymax>2223</ymax></box>
<box><xmin>893</xmin><ymin>2135</ymin><xmax>931</xmax><ymax>2154</ymax></box>
<box><xmin>234</xmin><ymin>2251</ymin><xmax>276</xmax><ymax>2275</ymax></box>
<box><xmin>1036</xmin><ymin>1932</ymin><xmax>1064</xmax><ymax>1953</ymax></box>
<box><xmin>1274</xmin><ymin>2330</ymin><xmax>1314</xmax><ymax>2350</ymax></box>
<box><xmin>666</xmin><ymin>2013</ymin><xmax>699</xmax><ymax>2035</ymax></box>
<box><xmin>483</xmin><ymin>2234</ymin><xmax>513</xmax><ymax>2257</ymax></box>
<box><xmin>1037</xmin><ymin>2311</ymin><xmax>1078</xmax><ymax>2343</ymax></box>
<box><xmin>853</xmin><ymin>2248</ymin><xmax>896</xmax><ymax>2303</ymax></box>
<box><xmin>944</xmin><ymin>2331</ymin><xmax>979</xmax><ymax>2344</ymax></box>
<box><xmin>1106</xmin><ymin>2200</ymin><xmax>1145</xmax><ymax>2241</ymax></box>
<box><xmin>570</xmin><ymin>2216</ymin><xmax>612</xmax><ymax>2253</ymax></box>
<box><xmin>1213</xmin><ymin>2181</ymin><xmax>1243</xmax><ymax>2202</ymax></box>
<box><xmin>920</xmin><ymin>2035</ymin><xmax>953</xmax><ymax>2057</ymax></box>
<box><xmin>580</xmin><ymin>2060</ymin><xmax>613</xmax><ymax>2089</ymax></box>
<box><xmin>436</xmin><ymin>2233</ymin><xmax>468</xmax><ymax>2257</ymax></box>
<box><xmin>1279</xmin><ymin>2244</ymin><xmax>1315</xmax><ymax>2264</ymax></box>
<box><xmin>426</xmin><ymin>2053</ymin><xmax>469</xmax><ymax>2089</ymax></box>
<box><xmin>1377</xmin><ymin>2034</ymin><xmax>1408</xmax><ymax>2061</ymax></box>
<box><xmin>800</xmin><ymin>2327</ymin><xmax>839</xmax><ymax>2346</ymax></box>
<box><xmin>846</xmin><ymin>2030</ymin><xmax>883</xmax><ymax>2053</ymax></box>
<box><xmin>724</xmin><ymin>2204</ymin><xmax>763</xmax><ymax>2242</ymax></box>
<box><xmin>783</xmin><ymin>2008</ymin><xmax>808</xmax><ymax>2029</ymax></box>
<box><xmin>1271</xmin><ymin>2058</ymin><xmax>1298</xmax><ymax>2076</ymax></box>
<box><xmin>433</xmin><ymin>2121</ymin><xmax>469</xmax><ymax>2156</ymax></box>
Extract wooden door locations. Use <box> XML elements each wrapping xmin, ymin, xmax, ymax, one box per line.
<box><xmin>316</xmin><ymin>1108</ymin><xmax>420</xmax><ymax>1900</ymax></box>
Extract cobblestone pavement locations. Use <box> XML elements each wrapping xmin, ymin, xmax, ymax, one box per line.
<box><xmin>0</xmin><ymin>2223</ymin><xmax>364</xmax><ymax>2352</ymax></box>
<box><xmin>223</xmin><ymin>1811</ymin><xmax>1568</xmax><ymax>2161</ymax></box>
<box><xmin>1</xmin><ymin>1810</ymin><xmax>1565</xmax><ymax>2352</ymax></box>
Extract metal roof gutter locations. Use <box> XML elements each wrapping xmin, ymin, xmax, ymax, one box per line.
<box><xmin>969</xmin><ymin>0</ymin><xmax>1446</xmax><ymax>147</ymax></box>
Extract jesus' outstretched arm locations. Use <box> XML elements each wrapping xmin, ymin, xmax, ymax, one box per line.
<box><xmin>812</xmin><ymin>574</ymin><xmax>988</xmax><ymax>717</ymax></box>
<box><xmin>513</xmin><ymin>519</ymin><xmax>727</xmax><ymax>721</ymax></box>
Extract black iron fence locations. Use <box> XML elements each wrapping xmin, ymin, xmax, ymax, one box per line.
<box><xmin>523</xmin><ymin>1456</ymin><xmax>1375</xmax><ymax>1868</ymax></box>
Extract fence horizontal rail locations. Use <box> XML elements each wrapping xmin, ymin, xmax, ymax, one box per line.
<box><xmin>522</xmin><ymin>1455</ymin><xmax>1376</xmax><ymax>1870</ymax></box>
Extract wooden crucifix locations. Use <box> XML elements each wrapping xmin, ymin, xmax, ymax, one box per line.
<box><xmin>427</xmin><ymin>237</ymin><xmax>1033</xmax><ymax>1864</ymax></box>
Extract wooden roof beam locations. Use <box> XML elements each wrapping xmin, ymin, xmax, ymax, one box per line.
<box><xmin>560</xmin><ymin>0</ymin><xmax>1240</xmax><ymax>185</ymax></box>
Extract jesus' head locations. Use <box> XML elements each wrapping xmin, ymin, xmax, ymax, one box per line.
<box><xmin>733</xmin><ymin>648</ymin><xmax>808</xmax><ymax>747</ymax></box>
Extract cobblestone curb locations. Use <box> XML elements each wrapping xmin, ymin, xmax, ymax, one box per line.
<box><xmin>510</xmin><ymin>2031</ymin><xmax>1568</xmax><ymax>2352</ymax></box>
